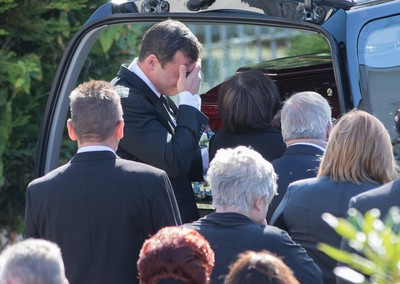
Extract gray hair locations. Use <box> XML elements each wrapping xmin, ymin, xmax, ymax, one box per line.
<box><xmin>280</xmin><ymin>91</ymin><xmax>331</xmax><ymax>141</ymax></box>
<box><xmin>207</xmin><ymin>146</ymin><xmax>277</xmax><ymax>214</ymax></box>
<box><xmin>0</xmin><ymin>239</ymin><xmax>67</xmax><ymax>284</ymax></box>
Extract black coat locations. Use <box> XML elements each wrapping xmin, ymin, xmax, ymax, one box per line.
<box><xmin>268</xmin><ymin>144</ymin><xmax>324</xmax><ymax>222</ymax></box>
<box><xmin>184</xmin><ymin>212</ymin><xmax>322</xmax><ymax>284</ymax></box>
<box><xmin>209</xmin><ymin>127</ymin><xmax>286</xmax><ymax>163</ymax></box>
<box><xmin>24</xmin><ymin>151</ymin><xmax>181</xmax><ymax>284</ymax></box>
<box><xmin>111</xmin><ymin>65</ymin><xmax>208</xmax><ymax>223</ymax></box>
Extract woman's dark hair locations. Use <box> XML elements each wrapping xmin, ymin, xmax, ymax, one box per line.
<box><xmin>137</xmin><ymin>226</ymin><xmax>214</xmax><ymax>284</ymax></box>
<box><xmin>218</xmin><ymin>69</ymin><xmax>281</xmax><ymax>132</ymax></box>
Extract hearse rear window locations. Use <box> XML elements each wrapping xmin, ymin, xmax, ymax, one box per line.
<box><xmin>60</xmin><ymin>22</ymin><xmax>333</xmax><ymax>164</ymax></box>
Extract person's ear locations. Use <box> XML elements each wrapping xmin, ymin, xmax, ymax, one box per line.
<box><xmin>115</xmin><ymin>120</ymin><xmax>124</xmax><ymax>140</ymax></box>
<box><xmin>254</xmin><ymin>196</ymin><xmax>265</xmax><ymax>212</ymax></box>
<box><xmin>252</xmin><ymin>196</ymin><xmax>268</xmax><ymax>225</ymax></box>
<box><xmin>67</xmin><ymin>119</ymin><xmax>78</xmax><ymax>141</ymax></box>
<box><xmin>146</xmin><ymin>54</ymin><xmax>158</xmax><ymax>71</ymax></box>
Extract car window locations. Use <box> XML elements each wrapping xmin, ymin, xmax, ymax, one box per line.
<box><xmin>80</xmin><ymin>22</ymin><xmax>330</xmax><ymax>92</ymax></box>
<box><xmin>358</xmin><ymin>14</ymin><xmax>400</xmax><ymax>141</ymax></box>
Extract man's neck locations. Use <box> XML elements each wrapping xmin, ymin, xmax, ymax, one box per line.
<box><xmin>77</xmin><ymin>145</ymin><xmax>115</xmax><ymax>154</ymax></box>
<box><xmin>130</xmin><ymin>59</ymin><xmax>161</xmax><ymax>98</ymax></box>
<box><xmin>77</xmin><ymin>139</ymin><xmax>118</xmax><ymax>152</ymax></box>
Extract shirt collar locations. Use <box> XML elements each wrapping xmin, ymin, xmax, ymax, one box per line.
<box><xmin>128</xmin><ymin>58</ymin><xmax>161</xmax><ymax>98</ymax></box>
<box><xmin>290</xmin><ymin>142</ymin><xmax>326</xmax><ymax>152</ymax></box>
<box><xmin>77</xmin><ymin>145</ymin><xmax>115</xmax><ymax>154</ymax></box>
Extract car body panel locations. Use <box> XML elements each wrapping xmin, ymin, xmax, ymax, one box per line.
<box><xmin>323</xmin><ymin>0</ymin><xmax>400</xmax><ymax>109</ymax></box>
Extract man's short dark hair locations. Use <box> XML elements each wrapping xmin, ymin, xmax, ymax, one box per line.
<box><xmin>138</xmin><ymin>19</ymin><xmax>202</xmax><ymax>67</ymax></box>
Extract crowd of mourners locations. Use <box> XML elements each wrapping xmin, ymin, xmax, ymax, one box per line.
<box><xmin>1</xmin><ymin>19</ymin><xmax>399</xmax><ymax>284</ymax></box>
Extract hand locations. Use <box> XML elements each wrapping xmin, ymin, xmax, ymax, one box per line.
<box><xmin>177</xmin><ymin>64</ymin><xmax>201</xmax><ymax>95</ymax></box>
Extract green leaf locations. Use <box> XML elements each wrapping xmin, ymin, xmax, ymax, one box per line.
<box><xmin>318</xmin><ymin>243</ymin><xmax>376</xmax><ymax>275</ymax></box>
<box><xmin>14</xmin><ymin>78</ymin><xmax>25</xmax><ymax>88</ymax></box>
<box><xmin>320</xmin><ymin>209</ymin><xmax>400</xmax><ymax>283</ymax></box>
<box><xmin>334</xmin><ymin>266</ymin><xmax>367</xmax><ymax>284</ymax></box>
<box><xmin>99</xmin><ymin>28</ymin><xmax>117</xmax><ymax>53</ymax></box>
<box><xmin>322</xmin><ymin>212</ymin><xmax>359</xmax><ymax>240</ymax></box>
<box><xmin>364</xmin><ymin>209</ymin><xmax>382</xmax><ymax>234</ymax></box>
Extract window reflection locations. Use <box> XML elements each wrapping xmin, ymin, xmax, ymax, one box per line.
<box><xmin>358</xmin><ymin>15</ymin><xmax>400</xmax><ymax>141</ymax></box>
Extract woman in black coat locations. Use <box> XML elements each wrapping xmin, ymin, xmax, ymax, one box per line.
<box><xmin>209</xmin><ymin>69</ymin><xmax>286</xmax><ymax>163</ymax></box>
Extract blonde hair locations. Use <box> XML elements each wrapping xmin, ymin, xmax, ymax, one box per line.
<box><xmin>318</xmin><ymin>110</ymin><xmax>398</xmax><ymax>184</ymax></box>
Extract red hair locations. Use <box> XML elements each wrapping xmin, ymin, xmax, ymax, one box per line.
<box><xmin>137</xmin><ymin>226</ymin><xmax>214</xmax><ymax>284</ymax></box>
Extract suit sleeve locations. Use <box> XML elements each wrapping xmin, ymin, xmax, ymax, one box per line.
<box><xmin>188</xmin><ymin>148</ymin><xmax>204</xmax><ymax>182</ymax></box>
<box><xmin>119</xmin><ymin>93</ymin><xmax>208</xmax><ymax>179</ymax></box>
<box><xmin>208</xmin><ymin>133</ymin><xmax>217</xmax><ymax>163</ymax></box>
<box><xmin>24</xmin><ymin>186</ymin><xmax>39</xmax><ymax>238</ymax></box>
<box><xmin>274</xmin><ymin>230</ymin><xmax>323</xmax><ymax>284</ymax></box>
<box><xmin>151</xmin><ymin>171</ymin><xmax>183</xmax><ymax>229</ymax></box>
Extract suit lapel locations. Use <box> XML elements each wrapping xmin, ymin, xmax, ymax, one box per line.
<box><xmin>115</xmin><ymin>65</ymin><xmax>176</xmax><ymax>135</ymax></box>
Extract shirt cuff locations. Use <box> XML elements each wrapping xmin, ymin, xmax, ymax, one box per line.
<box><xmin>178</xmin><ymin>91</ymin><xmax>201</xmax><ymax>110</ymax></box>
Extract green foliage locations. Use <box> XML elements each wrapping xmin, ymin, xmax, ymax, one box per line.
<box><xmin>0</xmin><ymin>0</ymin><xmax>142</xmax><ymax>232</ymax></box>
<box><xmin>79</xmin><ymin>24</ymin><xmax>142</xmax><ymax>82</ymax></box>
<box><xmin>0</xmin><ymin>0</ymin><xmax>106</xmax><ymax>231</ymax></box>
<box><xmin>287</xmin><ymin>33</ymin><xmax>331</xmax><ymax>56</ymax></box>
<box><xmin>318</xmin><ymin>207</ymin><xmax>400</xmax><ymax>284</ymax></box>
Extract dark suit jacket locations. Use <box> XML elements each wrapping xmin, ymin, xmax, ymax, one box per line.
<box><xmin>270</xmin><ymin>176</ymin><xmax>380</xmax><ymax>284</ymax></box>
<box><xmin>111</xmin><ymin>65</ymin><xmax>208</xmax><ymax>223</ymax></box>
<box><xmin>268</xmin><ymin>144</ymin><xmax>324</xmax><ymax>222</ymax></box>
<box><xmin>208</xmin><ymin>126</ymin><xmax>286</xmax><ymax>162</ymax></box>
<box><xmin>24</xmin><ymin>151</ymin><xmax>181</xmax><ymax>284</ymax></box>
<box><xmin>349</xmin><ymin>179</ymin><xmax>400</xmax><ymax>217</ymax></box>
<box><xmin>184</xmin><ymin>212</ymin><xmax>322</xmax><ymax>284</ymax></box>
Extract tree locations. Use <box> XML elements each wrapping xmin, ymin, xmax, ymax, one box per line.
<box><xmin>0</xmin><ymin>0</ymin><xmax>106</xmax><ymax>237</ymax></box>
<box><xmin>0</xmin><ymin>0</ymin><xmax>143</xmax><ymax>240</ymax></box>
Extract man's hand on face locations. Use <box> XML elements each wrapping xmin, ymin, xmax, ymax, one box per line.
<box><xmin>177</xmin><ymin>64</ymin><xmax>201</xmax><ymax>95</ymax></box>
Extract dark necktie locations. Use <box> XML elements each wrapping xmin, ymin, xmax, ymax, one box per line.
<box><xmin>160</xmin><ymin>95</ymin><xmax>175</xmax><ymax>117</ymax></box>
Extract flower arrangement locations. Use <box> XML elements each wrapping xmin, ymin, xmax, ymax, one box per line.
<box><xmin>193</xmin><ymin>126</ymin><xmax>214</xmax><ymax>204</ymax></box>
